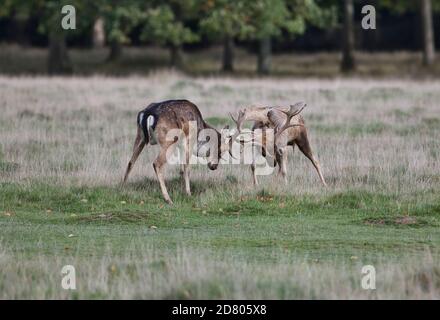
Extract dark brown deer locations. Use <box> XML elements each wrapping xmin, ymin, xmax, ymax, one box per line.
<box><xmin>123</xmin><ymin>99</ymin><xmax>230</xmax><ymax>204</ymax></box>
<box><xmin>229</xmin><ymin>102</ymin><xmax>326</xmax><ymax>186</ymax></box>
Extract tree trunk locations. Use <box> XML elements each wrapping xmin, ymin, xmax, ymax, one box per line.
<box><xmin>48</xmin><ymin>31</ymin><xmax>72</xmax><ymax>75</ymax></box>
<box><xmin>420</xmin><ymin>0</ymin><xmax>435</xmax><ymax>66</ymax></box>
<box><xmin>92</xmin><ymin>17</ymin><xmax>105</xmax><ymax>48</ymax></box>
<box><xmin>257</xmin><ymin>36</ymin><xmax>271</xmax><ymax>75</ymax></box>
<box><xmin>222</xmin><ymin>36</ymin><xmax>234</xmax><ymax>72</ymax></box>
<box><xmin>108</xmin><ymin>40</ymin><xmax>122</xmax><ymax>61</ymax></box>
<box><xmin>341</xmin><ymin>0</ymin><xmax>356</xmax><ymax>72</ymax></box>
<box><xmin>170</xmin><ymin>45</ymin><xmax>184</xmax><ymax>68</ymax></box>
<box><xmin>10</xmin><ymin>12</ymin><xmax>29</xmax><ymax>46</ymax></box>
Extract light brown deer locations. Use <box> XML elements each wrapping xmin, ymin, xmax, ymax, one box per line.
<box><xmin>122</xmin><ymin>99</ymin><xmax>231</xmax><ymax>204</ymax></box>
<box><xmin>229</xmin><ymin>102</ymin><xmax>327</xmax><ymax>186</ymax></box>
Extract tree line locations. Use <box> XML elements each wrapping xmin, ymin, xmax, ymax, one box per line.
<box><xmin>0</xmin><ymin>0</ymin><xmax>437</xmax><ymax>75</ymax></box>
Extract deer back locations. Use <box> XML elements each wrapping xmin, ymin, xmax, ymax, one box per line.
<box><xmin>138</xmin><ymin>99</ymin><xmax>212</xmax><ymax>145</ymax></box>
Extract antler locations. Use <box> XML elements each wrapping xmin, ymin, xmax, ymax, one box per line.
<box><xmin>274</xmin><ymin>102</ymin><xmax>306</xmax><ymax>137</ymax></box>
<box><xmin>223</xmin><ymin>110</ymin><xmax>244</xmax><ymax>159</ymax></box>
<box><xmin>229</xmin><ymin>110</ymin><xmax>264</xmax><ymax>143</ymax></box>
<box><xmin>229</xmin><ymin>110</ymin><xmax>246</xmax><ymax>142</ymax></box>
<box><xmin>228</xmin><ymin>110</ymin><xmax>267</xmax><ymax>156</ymax></box>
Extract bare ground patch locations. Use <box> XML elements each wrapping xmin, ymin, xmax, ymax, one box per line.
<box><xmin>364</xmin><ymin>216</ymin><xmax>427</xmax><ymax>227</ymax></box>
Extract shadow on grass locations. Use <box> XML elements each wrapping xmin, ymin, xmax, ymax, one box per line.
<box><xmin>124</xmin><ymin>176</ymin><xmax>230</xmax><ymax>197</ymax></box>
<box><xmin>74</xmin><ymin>211</ymin><xmax>154</xmax><ymax>224</ymax></box>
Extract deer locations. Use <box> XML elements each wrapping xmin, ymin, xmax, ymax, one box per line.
<box><xmin>229</xmin><ymin>102</ymin><xmax>327</xmax><ymax>187</ymax></box>
<box><xmin>122</xmin><ymin>99</ymin><xmax>232</xmax><ymax>204</ymax></box>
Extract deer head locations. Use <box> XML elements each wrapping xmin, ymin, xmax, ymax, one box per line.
<box><xmin>228</xmin><ymin>103</ymin><xmax>307</xmax><ymax>155</ymax></box>
<box><xmin>197</xmin><ymin>123</ymin><xmax>235</xmax><ymax>170</ymax></box>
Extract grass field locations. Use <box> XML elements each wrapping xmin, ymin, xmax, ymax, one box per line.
<box><xmin>1</xmin><ymin>73</ymin><xmax>440</xmax><ymax>299</ymax></box>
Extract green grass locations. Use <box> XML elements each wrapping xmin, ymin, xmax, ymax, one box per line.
<box><xmin>2</xmin><ymin>182</ymin><xmax>440</xmax><ymax>298</ymax></box>
<box><xmin>205</xmin><ymin>116</ymin><xmax>233</xmax><ymax>128</ymax></box>
<box><xmin>2</xmin><ymin>182</ymin><xmax>440</xmax><ymax>260</ymax></box>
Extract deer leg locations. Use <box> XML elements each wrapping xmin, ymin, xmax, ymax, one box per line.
<box><xmin>277</xmin><ymin>147</ymin><xmax>288</xmax><ymax>184</ymax></box>
<box><xmin>183</xmin><ymin>164</ymin><xmax>191</xmax><ymax>196</ymax></box>
<box><xmin>123</xmin><ymin>127</ymin><xmax>146</xmax><ymax>184</ymax></box>
<box><xmin>250</xmin><ymin>145</ymin><xmax>269</xmax><ymax>186</ymax></box>
<box><xmin>295</xmin><ymin>132</ymin><xmax>327</xmax><ymax>186</ymax></box>
<box><xmin>182</xmin><ymin>134</ymin><xmax>192</xmax><ymax>196</ymax></box>
<box><xmin>153</xmin><ymin>148</ymin><xmax>173</xmax><ymax>205</ymax></box>
<box><xmin>275</xmin><ymin>147</ymin><xmax>288</xmax><ymax>185</ymax></box>
<box><xmin>250</xmin><ymin>162</ymin><xmax>259</xmax><ymax>186</ymax></box>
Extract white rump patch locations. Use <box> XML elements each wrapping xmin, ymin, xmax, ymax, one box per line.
<box><xmin>146</xmin><ymin>115</ymin><xmax>158</xmax><ymax>145</ymax></box>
